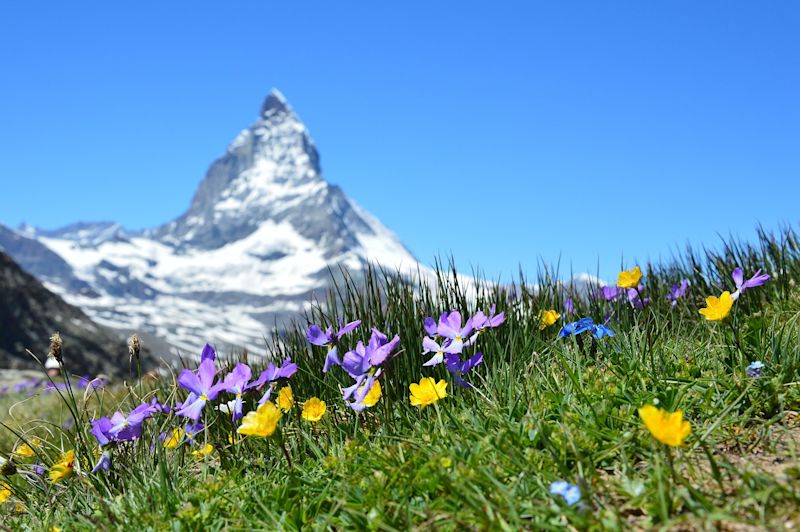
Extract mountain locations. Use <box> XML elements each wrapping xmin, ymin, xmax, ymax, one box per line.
<box><xmin>0</xmin><ymin>90</ymin><xmax>418</xmax><ymax>357</ymax></box>
<box><xmin>0</xmin><ymin>250</ymin><xmax>141</xmax><ymax>376</ymax></box>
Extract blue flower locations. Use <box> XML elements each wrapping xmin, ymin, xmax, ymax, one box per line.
<box><xmin>558</xmin><ymin>318</ymin><xmax>614</xmax><ymax>340</ymax></box>
<box><xmin>746</xmin><ymin>361</ymin><xmax>765</xmax><ymax>378</ymax></box>
<box><xmin>549</xmin><ymin>480</ymin><xmax>582</xmax><ymax>506</ymax></box>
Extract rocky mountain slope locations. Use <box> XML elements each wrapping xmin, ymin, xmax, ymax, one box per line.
<box><xmin>0</xmin><ymin>251</ymin><xmax>139</xmax><ymax>376</ymax></box>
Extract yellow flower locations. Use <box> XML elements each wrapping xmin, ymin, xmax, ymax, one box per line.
<box><xmin>617</xmin><ymin>266</ymin><xmax>642</xmax><ymax>289</ymax></box>
<box><xmin>48</xmin><ymin>450</ymin><xmax>75</xmax><ymax>483</ymax></box>
<box><xmin>698</xmin><ymin>291</ymin><xmax>733</xmax><ymax>321</ymax></box>
<box><xmin>163</xmin><ymin>428</ymin><xmax>184</xmax><ymax>449</ymax></box>
<box><xmin>638</xmin><ymin>405</ymin><xmax>691</xmax><ymax>447</ymax></box>
<box><xmin>360</xmin><ymin>380</ymin><xmax>382</xmax><ymax>408</ymax></box>
<box><xmin>0</xmin><ymin>483</ymin><xmax>10</xmax><ymax>504</ymax></box>
<box><xmin>409</xmin><ymin>377</ymin><xmax>447</xmax><ymax>409</ymax></box>
<box><xmin>301</xmin><ymin>397</ymin><xmax>327</xmax><ymax>422</ymax></box>
<box><xmin>538</xmin><ymin>309</ymin><xmax>560</xmax><ymax>330</ymax></box>
<box><xmin>277</xmin><ymin>386</ymin><xmax>295</xmax><ymax>412</ymax></box>
<box><xmin>14</xmin><ymin>437</ymin><xmax>40</xmax><ymax>459</ymax></box>
<box><xmin>191</xmin><ymin>444</ymin><xmax>214</xmax><ymax>460</ymax></box>
<box><xmin>237</xmin><ymin>401</ymin><xmax>282</xmax><ymax>438</ymax></box>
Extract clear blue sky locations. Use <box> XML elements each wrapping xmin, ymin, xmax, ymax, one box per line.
<box><xmin>1</xmin><ymin>1</ymin><xmax>798</xmax><ymax>281</ymax></box>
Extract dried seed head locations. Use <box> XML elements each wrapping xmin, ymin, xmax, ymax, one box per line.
<box><xmin>127</xmin><ymin>334</ymin><xmax>141</xmax><ymax>362</ymax></box>
<box><xmin>48</xmin><ymin>332</ymin><xmax>63</xmax><ymax>363</ymax></box>
<box><xmin>0</xmin><ymin>458</ymin><xmax>16</xmax><ymax>476</ymax></box>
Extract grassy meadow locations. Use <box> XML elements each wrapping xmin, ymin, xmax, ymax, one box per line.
<box><xmin>1</xmin><ymin>226</ymin><xmax>800</xmax><ymax>530</ymax></box>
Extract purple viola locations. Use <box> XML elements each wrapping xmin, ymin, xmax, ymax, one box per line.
<box><xmin>200</xmin><ymin>343</ymin><xmax>217</xmax><ymax>362</ymax></box>
<box><xmin>247</xmin><ymin>356</ymin><xmax>298</xmax><ymax>405</ymax></box>
<box><xmin>307</xmin><ymin>319</ymin><xmax>362</xmax><ymax>372</ymax></box>
<box><xmin>221</xmin><ymin>363</ymin><xmax>252</xmax><ymax>420</ymax></box>
<box><xmin>340</xmin><ymin>328</ymin><xmax>400</xmax><ymax>411</ymax></box>
<box><xmin>445</xmin><ymin>351</ymin><xmax>484</xmax><ymax>388</ymax></box>
<box><xmin>627</xmin><ymin>285</ymin><xmax>650</xmax><ymax>309</ymax></box>
<box><xmin>732</xmin><ymin>267</ymin><xmax>770</xmax><ymax>300</ymax></box>
<box><xmin>91</xmin><ymin>451</ymin><xmax>111</xmax><ymax>474</ymax></box>
<box><xmin>435</xmin><ymin>311</ymin><xmax>474</xmax><ymax>354</ymax></box>
<box><xmin>471</xmin><ymin>305</ymin><xmax>505</xmax><ymax>333</ymax></box>
<box><xmin>666</xmin><ymin>279</ymin><xmax>690</xmax><ymax>308</ymax></box>
<box><xmin>176</xmin><ymin>359</ymin><xmax>226</xmax><ymax>421</ymax></box>
<box><xmin>108</xmin><ymin>402</ymin><xmax>158</xmax><ymax>440</ymax></box>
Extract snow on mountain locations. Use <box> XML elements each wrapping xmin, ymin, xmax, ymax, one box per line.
<box><xmin>3</xmin><ymin>89</ymin><xmax>418</xmax><ymax>357</ymax></box>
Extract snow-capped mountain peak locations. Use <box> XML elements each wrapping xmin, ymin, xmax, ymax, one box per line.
<box><xmin>1</xmin><ymin>89</ymin><xmax>418</xmax><ymax>356</ymax></box>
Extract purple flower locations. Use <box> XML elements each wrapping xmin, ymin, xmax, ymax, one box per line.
<box><xmin>471</xmin><ymin>305</ymin><xmax>505</xmax><ymax>333</ymax></box>
<box><xmin>732</xmin><ymin>267</ymin><xmax>770</xmax><ymax>300</ymax></box>
<box><xmin>91</xmin><ymin>417</ymin><xmax>114</xmax><ymax>446</ymax></box>
<box><xmin>339</xmin><ymin>328</ymin><xmax>400</xmax><ymax>411</ymax></box>
<box><xmin>247</xmin><ymin>357</ymin><xmax>297</xmax><ymax>405</ymax></box>
<box><xmin>422</xmin><ymin>336</ymin><xmax>447</xmax><ymax>367</ymax></box>
<box><xmin>445</xmin><ymin>351</ymin><xmax>484</xmax><ymax>388</ymax></box>
<box><xmin>200</xmin><ymin>343</ymin><xmax>216</xmax><ymax>362</ymax></box>
<box><xmin>176</xmin><ymin>359</ymin><xmax>226</xmax><ymax>421</ymax></box>
<box><xmin>108</xmin><ymin>402</ymin><xmax>158</xmax><ymax>441</ymax></box>
<box><xmin>627</xmin><ymin>285</ymin><xmax>650</xmax><ymax>309</ymax></box>
<box><xmin>91</xmin><ymin>451</ymin><xmax>111</xmax><ymax>474</ymax></box>
<box><xmin>436</xmin><ymin>311</ymin><xmax>474</xmax><ymax>354</ymax></box>
<box><xmin>666</xmin><ymin>279</ymin><xmax>690</xmax><ymax>308</ymax></box>
<box><xmin>598</xmin><ymin>286</ymin><xmax>624</xmax><ymax>302</ymax></box>
<box><xmin>222</xmin><ymin>363</ymin><xmax>252</xmax><ymax>420</ymax></box>
<box><xmin>564</xmin><ymin>298</ymin><xmax>575</xmax><ymax>314</ymax></box>
<box><xmin>184</xmin><ymin>422</ymin><xmax>204</xmax><ymax>444</ymax></box>
<box><xmin>307</xmin><ymin>320</ymin><xmax>362</xmax><ymax>372</ymax></box>
<box><xmin>423</xmin><ymin>317</ymin><xmax>437</xmax><ymax>336</ymax></box>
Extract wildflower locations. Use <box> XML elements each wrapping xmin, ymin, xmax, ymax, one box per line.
<box><xmin>191</xmin><ymin>444</ymin><xmax>214</xmax><ymax>460</ymax></box>
<box><xmin>48</xmin><ymin>332</ymin><xmax>63</xmax><ymax>364</ymax></box>
<box><xmin>90</xmin><ymin>417</ymin><xmax>114</xmax><ymax>446</ymax></box>
<box><xmin>638</xmin><ymin>405</ymin><xmax>691</xmax><ymax>447</ymax></box>
<box><xmin>301</xmin><ymin>397</ymin><xmax>327</xmax><ymax>422</ymax></box>
<box><xmin>627</xmin><ymin>285</ymin><xmax>650</xmax><ymax>309</ymax></box>
<box><xmin>13</xmin><ymin>438</ymin><xmax>40</xmax><ymax>459</ymax></box>
<box><xmin>538</xmin><ymin>309</ymin><xmax>560</xmax><ymax>330</ymax></box>
<box><xmin>732</xmin><ymin>267</ymin><xmax>770</xmax><ymax>300</ymax></box>
<box><xmin>127</xmin><ymin>334</ymin><xmax>141</xmax><ymax>362</ymax></box>
<box><xmin>49</xmin><ymin>450</ymin><xmax>75</xmax><ymax>483</ymax></box>
<box><xmin>445</xmin><ymin>351</ymin><xmax>484</xmax><ymax>388</ymax></box>
<box><xmin>558</xmin><ymin>318</ymin><xmax>614</xmax><ymax>340</ymax></box>
<box><xmin>91</xmin><ymin>451</ymin><xmax>111</xmax><ymax>474</ymax></box>
<box><xmin>746</xmin><ymin>361</ymin><xmax>765</xmax><ymax>378</ymax></box>
<box><xmin>221</xmin><ymin>363</ymin><xmax>252</xmax><ymax>420</ymax></box>
<box><xmin>436</xmin><ymin>311</ymin><xmax>474</xmax><ymax>354</ymax></box>
<box><xmin>176</xmin><ymin>359</ymin><xmax>226</xmax><ymax>421</ymax></box>
<box><xmin>471</xmin><ymin>305</ymin><xmax>505</xmax><ymax>333</ymax></box>
<box><xmin>200</xmin><ymin>343</ymin><xmax>216</xmax><ymax>362</ymax></box>
<box><xmin>361</xmin><ymin>380</ymin><xmax>382</xmax><ymax>408</ymax></box>
<box><xmin>180</xmin><ymin>425</ymin><xmax>201</xmax><ymax>445</ymax></box>
<box><xmin>108</xmin><ymin>402</ymin><xmax>158</xmax><ymax>441</ymax></box>
<box><xmin>667</xmin><ymin>279</ymin><xmax>690</xmax><ymax>308</ymax></box>
<box><xmin>307</xmin><ymin>320</ymin><xmax>362</xmax><ymax>372</ymax></box>
<box><xmin>277</xmin><ymin>386</ymin><xmax>295</xmax><ymax>412</ymax></box>
<box><xmin>423</xmin><ymin>317</ymin><xmax>437</xmax><ymax>336</ymax></box>
<box><xmin>409</xmin><ymin>377</ymin><xmax>447</xmax><ymax>409</ymax></box>
<box><xmin>340</xmin><ymin>328</ymin><xmax>400</xmax><ymax>411</ymax></box>
<box><xmin>0</xmin><ymin>483</ymin><xmax>10</xmax><ymax>504</ymax></box>
<box><xmin>422</xmin><ymin>336</ymin><xmax>447</xmax><ymax>367</ymax></box>
<box><xmin>248</xmin><ymin>357</ymin><xmax>298</xmax><ymax>405</ymax></box>
<box><xmin>617</xmin><ymin>266</ymin><xmax>642</xmax><ymax>289</ymax></box>
<box><xmin>238</xmin><ymin>401</ymin><xmax>282</xmax><ymax>438</ymax></box>
<box><xmin>163</xmin><ymin>428</ymin><xmax>185</xmax><ymax>449</ymax></box>
<box><xmin>549</xmin><ymin>480</ymin><xmax>582</xmax><ymax>506</ymax></box>
<box><xmin>698</xmin><ymin>291</ymin><xmax>733</xmax><ymax>321</ymax></box>
<box><xmin>597</xmin><ymin>285</ymin><xmax>624</xmax><ymax>301</ymax></box>
<box><xmin>563</xmin><ymin>298</ymin><xmax>575</xmax><ymax>314</ymax></box>
<box><xmin>558</xmin><ymin>318</ymin><xmax>594</xmax><ymax>338</ymax></box>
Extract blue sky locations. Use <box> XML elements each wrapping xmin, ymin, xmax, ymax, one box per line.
<box><xmin>1</xmin><ymin>1</ymin><xmax>798</xmax><ymax>281</ymax></box>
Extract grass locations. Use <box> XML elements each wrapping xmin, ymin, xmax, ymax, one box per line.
<box><xmin>1</xmin><ymin>225</ymin><xmax>800</xmax><ymax>530</ymax></box>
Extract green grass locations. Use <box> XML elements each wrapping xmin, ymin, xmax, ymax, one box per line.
<box><xmin>2</xmin><ymin>225</ymin><xmax>800</xmax><ymax>530</ymax></box>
